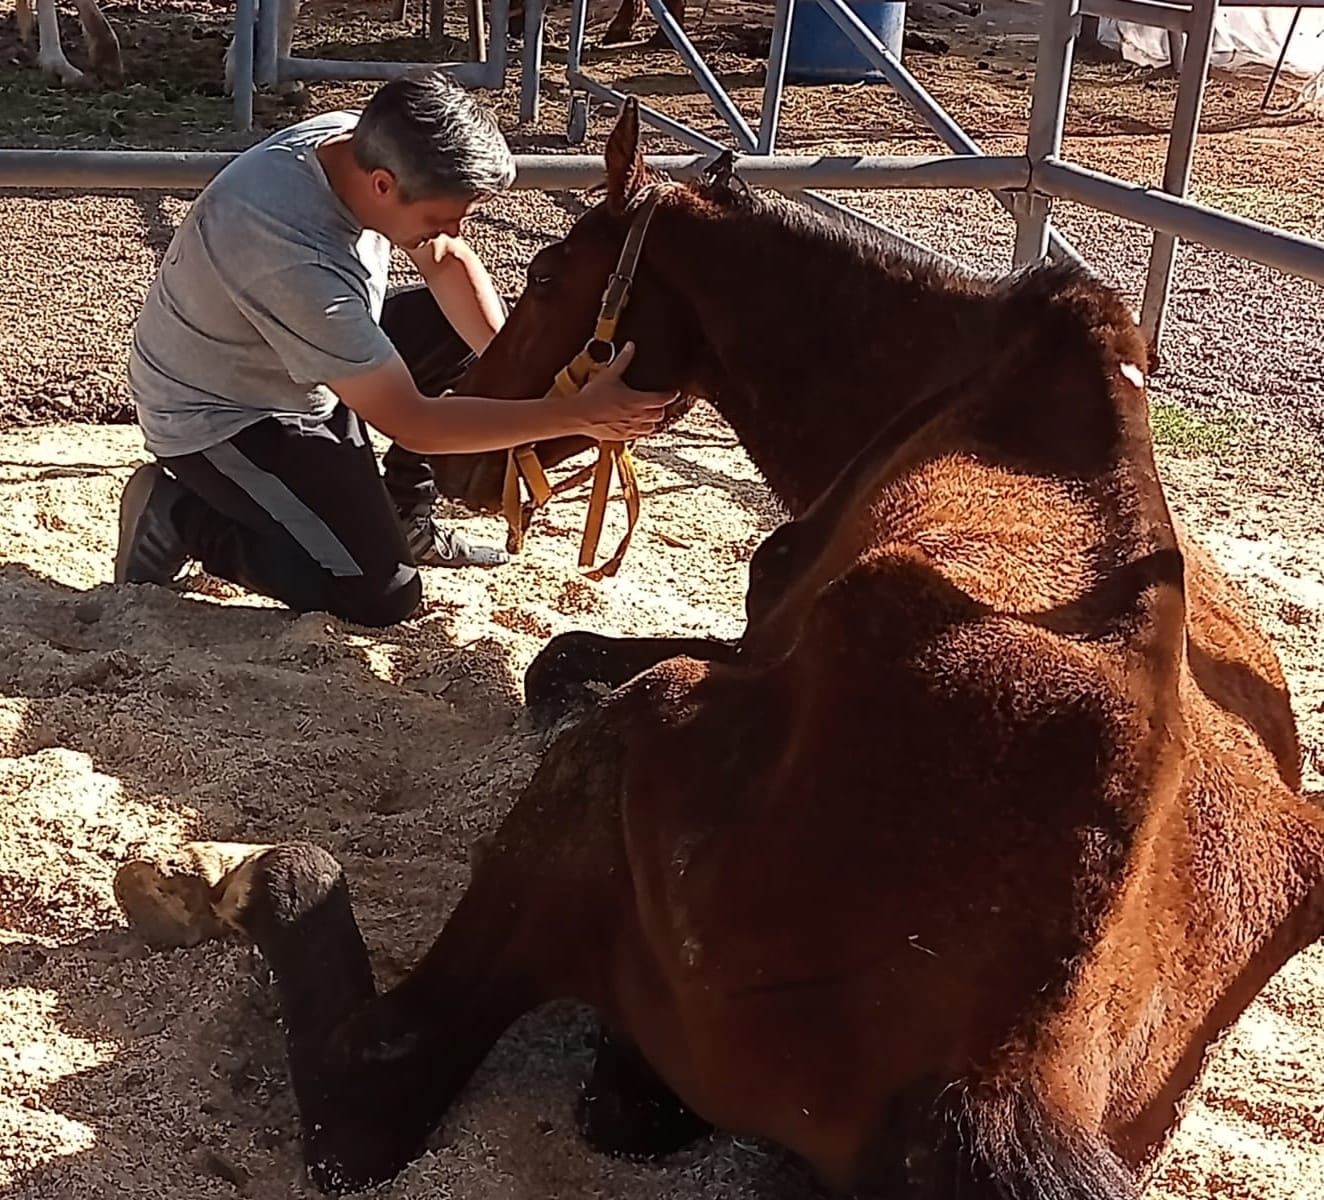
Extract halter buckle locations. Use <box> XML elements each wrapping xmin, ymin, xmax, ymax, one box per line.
<box><xmin>584</xmin><ymin>338</ymin><xmax>617</xmax><ymax>368</ymax></box>
<box><xmin>600</xmin><ymin>271</ymin><xmax>633</xmax><ymax>319</ymax></box>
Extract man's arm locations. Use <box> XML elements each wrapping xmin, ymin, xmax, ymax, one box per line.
<box><xmin>330</xmin><ymin>341</ymin><xmax>671</xmax><ymax>456</ymax></box>
<box><xmin>406</xmin><ymin>235</ymin><xmax>506</xmax><ymax>355</ymax></box>
<box><xmin>224</xmin><ymin>261</ymin><xmax>670</xmax><ymax>454</ymax></box>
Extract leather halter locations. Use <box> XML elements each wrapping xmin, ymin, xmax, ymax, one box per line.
<box><xmin>501</xmin><ymin>186</ymin><xmax>666</xmax><ymax>580</ymax></box>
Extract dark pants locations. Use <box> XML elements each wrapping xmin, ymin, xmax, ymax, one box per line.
<box><xmin>160</xmin><ymin>286</ymin><xmax>478</xmax><ymax>628</ymax></box>
<box><xmin>377</xmin><ymin>285</ymin><xmax>486</xmax><ymax>521</ymax></box>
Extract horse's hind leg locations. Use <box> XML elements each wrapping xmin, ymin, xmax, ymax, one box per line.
<box><xmin>70</xmin><ymin>0</ymin><xmax>122</xmax><ymax>80</ymax></box>
<box><xmin>524</xmin><ymin>631</ymin><xmax>735</xmax><ymax>726</ymax></box>
<box><xmin>34</xmin><ymin>0</ymin><xmax>88</xmax><ymax>86</ymax></box>
<box><xmin>578</xmin><ymin>1027</ymin><xmax>713</xmax><ymax>1159</ymax></box>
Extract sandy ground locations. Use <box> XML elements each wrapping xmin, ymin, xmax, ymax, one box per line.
<box><xmin>2</xmin><ymin>0</ymin><xmax>1324</xmax><ymax>1195</ymax></box>
<box><xmin>1</xmin><ymin>412</ymin><xmax>1321</xmax><ymax>1200</ymax></box>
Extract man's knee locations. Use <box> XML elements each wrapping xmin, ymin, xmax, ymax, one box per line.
<box><xmin>326</xmin><ymin>565</ymin><xmax>423</xmax><ymax>628</ymax></box>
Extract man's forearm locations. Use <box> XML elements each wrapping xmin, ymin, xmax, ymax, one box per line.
<box><xmin>331</xmin><ymin>339</ymin><xmax>662</xmax><ymax>455</ymax></box>
<box><xmin>414</xmin><ymin>240</ymin><xmax>507</xmax><ymax>355</ymax></box>
<box><xmin>387</xmin><ymin>391</ymin><xmax>575</xmax><ymax>456</ymax></box>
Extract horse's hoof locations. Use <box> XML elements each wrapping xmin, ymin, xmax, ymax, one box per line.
<box><xmin>575</xmin><ymin>1031</ymin><xmax>713</xmax><ymax>1160</ymax></box>
<box><xmin>114</xmin><ymin>860</ymin><xmax>224</xmax><ymax>949</ymax></box>
<box><xmin>575</xmin><ymin>1079</ymin><xmax>712</xmax><ymax>1160</ymax></box>
<box><xmin>114</xmin><ymin>842</ymin><xmax>274</xmax><ymax>949</ymax></box>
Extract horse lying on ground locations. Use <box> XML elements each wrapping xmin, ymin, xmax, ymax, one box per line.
<box><xmin>117</xmin><ymin>100</ymin><xmax>1322</xmax><ymax>1199</ymax></box>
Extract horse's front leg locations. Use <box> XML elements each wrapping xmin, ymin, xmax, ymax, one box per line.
<box><xmin>577</xmin><ymin>1026</ymin><xmax>713</xmax><ymax>1159</ymax></box>
<box><xmin>524</xmin><ymin>631</ymin><xmax>736</xmax><ymax>727</ymax></box>
<box><xmin>117</xmin><ymin>722</ymin><xmax>633</xmax><ymax>1193</ymax></box>
<box><xmin>119</xmin><ymin>838</ymin><xmax>526</xmax><ymax>1192</ymax></box>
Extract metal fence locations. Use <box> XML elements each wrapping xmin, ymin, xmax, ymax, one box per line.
<box><xmin>228</xmin><ymin>0</ymin><xmax>513</xmax><ymax>132</ymax></box>
<box><xmin>4</xmin><ymin>0</ymin><xmax>1323</xmax><ymax>364</ymax></box>
<box><xmin>518</xmin><ymin>0</ymin><xmax>1324</xmax><ymax>358</ymax></box>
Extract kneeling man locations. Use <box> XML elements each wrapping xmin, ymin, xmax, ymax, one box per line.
<box><xmin>118</xmin><ymin>70</ymin><xmax>669</xmax><ymax>626</ymax></box>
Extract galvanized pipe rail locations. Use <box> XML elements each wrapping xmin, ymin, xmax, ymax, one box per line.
<box><xmin>233</xmin><ymin>0</ymin><xmax>512</xmax><ymax>130</ymax></box>
<box><xmin>531</xmin><ymin>0</ymin><xmax>1322</xmax><ymax>361</ymax></box>
<box><xmin>4</xmin><ymin>149</ymin><xmax>1323</xmax><ymax>294</ymax></box>
<box><xmin>0</xmin><ymin>152</ymin><xmax>1028</xmax><ymax>193</ymax></box>
<box><xmin>9</xmin><ymin>0</ymin><xmax>1324</xmax><ymax>364</ymax></box>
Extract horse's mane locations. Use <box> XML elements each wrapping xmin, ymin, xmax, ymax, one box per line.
<box><xmin>594</xmin><ymin>167</ymin><xmax>1099</xmax><ymax>322</ymax></box>
<box><xmin>689</xmin><ymin>177</ymin><xmax>945</xmax><ymax>277</ymax></box>
<box><xmin>683</xmin><ymin>175</ymin><xmax>1100</xmax><ymax>311</ymax></box>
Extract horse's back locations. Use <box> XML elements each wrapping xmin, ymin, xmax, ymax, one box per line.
<box><xmin>603</xmin><ymin>549</ymin><xmax>1171</xmax><ymax>1186</ymax></box>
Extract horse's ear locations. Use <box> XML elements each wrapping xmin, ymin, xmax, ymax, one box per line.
<box><xmin>604</xmin><ymin>98</ymin><xmax>646</xmax><ymax>214</ymax></box>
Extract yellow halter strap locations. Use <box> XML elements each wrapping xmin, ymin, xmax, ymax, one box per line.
<box><xmin>501</xmin><ymin>188</ymin><xmax>665</xmax><ymax>580</ymax></box>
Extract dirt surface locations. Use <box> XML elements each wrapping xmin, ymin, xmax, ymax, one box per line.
<box><xmin>2</xmin><ymin>0</ymin><xmax>1324</xmax><ymax>1197</ymax></box>
<box><xmin>2</xmin><ymin>414</ymin><xmax>1322</xmax><ymax>1200</ymax></box>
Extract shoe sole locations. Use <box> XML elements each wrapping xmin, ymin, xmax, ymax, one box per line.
<box><xmin>408</xmin><ymin>524</ymin><xmax>509</xmax><ymax>569</ymax></box>
<box><xmin>114</xmin><ymin>462</ymin><xmax>165</xmax><ymax>584</ymax></box>
<box><xmin>424</xmin><ymin>549</ymin><xmax>510</xmax><ymax>569</ymax></box>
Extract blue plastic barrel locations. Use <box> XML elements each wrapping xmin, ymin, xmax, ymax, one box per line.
<box><xmin>784</xmin><ymin>0</ymin><xmax>906</xmax><ymax>85</ymax></box>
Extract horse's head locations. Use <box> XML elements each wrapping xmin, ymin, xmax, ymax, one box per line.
<box><xmin>429</xmin><ymin>99</ymin><xmax>712</xmax><ymax>515</ymax></box>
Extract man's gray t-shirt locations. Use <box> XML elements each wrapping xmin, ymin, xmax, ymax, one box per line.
<box><xmin>129</xmin><ymin>110</ymin><xmax>396</xmax><ymax>457</ymax></box>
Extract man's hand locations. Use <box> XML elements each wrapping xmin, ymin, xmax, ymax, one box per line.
<box><xmin>404</xmin><ymin>233</ymin><xmax>463</xmax><ymax>274</ymax></box>
<box><xmin>554</xmin><ymin>343</ymin><xmax>675</xmax><ymax>442</ymax></box>
<box><xmin>328</xmin><ymin>343</ymin><xmax>675</xmax><ymax>456</ymax></box>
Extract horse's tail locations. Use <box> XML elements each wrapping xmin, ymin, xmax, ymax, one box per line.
<box><xmin>896</xmin><ymin>1079</ymin><xmax>1138</xmax><ymax>1200</ymax></box>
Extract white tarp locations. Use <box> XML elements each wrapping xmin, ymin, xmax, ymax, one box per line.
<box><xmin>1098</xmin><ymin>6</ymin><xmax>1324</xmax><ymax>79</ymax></box>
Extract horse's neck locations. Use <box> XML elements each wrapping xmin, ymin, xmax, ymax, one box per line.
<box><xmin>660</xmin><ymin>205</ymin><xmax>976</xmax><ymax>515</ymax></box>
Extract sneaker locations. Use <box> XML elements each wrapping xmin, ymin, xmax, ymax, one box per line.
<box><xmin>403</xmin><ymin>513</ymin><xmax>509</xmax><ymax>569</ymax></box>
<box><xmin>114</xmin><ymin>462</ymin><xmax>189</xmax><ymax>586</ymax></box>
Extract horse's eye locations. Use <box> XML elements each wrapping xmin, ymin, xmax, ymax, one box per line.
<box><xmin>526</xmin><ymin>257</ymin><xmax>557</xmax><ymax>289</ymax></box>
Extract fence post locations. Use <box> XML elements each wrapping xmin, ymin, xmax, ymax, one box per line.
<box><xmin>1139</xmin><ymin>0</ymin><xmax>1218</xmax><ymax>365</ymax></box>
<box><xmin>232</xmin><ymin>0</ymin><xmax>256</xmax><ymax>132</ymax></box>
<box><xmin>1014</xmin><ymin>0</ymin><xmax>1081</xmax><ymax>266</ymax></box>
<box><xmin>519</xmin><ymin>0</ymin><xmax>543</xmax><ymax>123</ymax></box>
<box><xmin>758</xmin><ymin>0</ymin><xmax>796</xmax><ymax>153</ymax></box>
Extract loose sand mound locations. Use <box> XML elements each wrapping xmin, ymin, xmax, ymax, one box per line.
<box><xmin>1</xmin><ymin>411</ymin><xmax>1321</xmax><ymax>1199</ymax></box>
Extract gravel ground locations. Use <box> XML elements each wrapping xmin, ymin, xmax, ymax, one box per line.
<box><xmin>1</xmin><ymin>1</ymin><xmax>1322</xmax><ymax>1197</ymax></box>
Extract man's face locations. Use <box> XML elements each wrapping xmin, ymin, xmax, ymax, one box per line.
<box><xmin>366</xmin><ymin>169</ymin><xmax>478</xmax><ymax>248</ymax></box>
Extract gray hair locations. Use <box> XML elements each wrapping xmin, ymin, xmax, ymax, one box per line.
<box><xmin>351</xmin><ymin>70</ymin><xmax>516</xmax><ymax>203</ymax></box>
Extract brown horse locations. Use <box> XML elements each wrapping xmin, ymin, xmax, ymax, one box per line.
<box><xmin>118</xmin><ymin>100</ymin><xmax>1323</xmax><ymax>1199</ymax></box>
<box><xmin>509</xmin><ymin>0</ymin><xmax>686</xmax><ymax>47</ymax></box>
